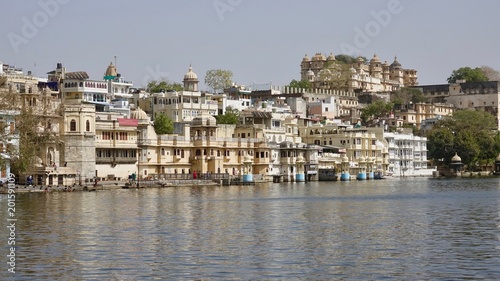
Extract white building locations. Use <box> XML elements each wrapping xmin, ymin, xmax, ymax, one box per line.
<box><xmin>384</xmin><ymin>132</ymin><xmax>435</xmax><ymax>176</ymax></box>
<box><xmin>150</xmin><ymin>66</ymin><xmax>218</xmax><ymax>122</ymax></box>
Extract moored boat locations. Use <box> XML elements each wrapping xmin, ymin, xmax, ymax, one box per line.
<box><xmin>374</xmin><ymin>171</ymin><xmax>385</xmax><ymax>180</ymax></box>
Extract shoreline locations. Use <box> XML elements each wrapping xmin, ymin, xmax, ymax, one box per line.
<box><xmin>3</xmin><ymin>173</ymin><xmax>497</xmax><ymax>194</ymax></box>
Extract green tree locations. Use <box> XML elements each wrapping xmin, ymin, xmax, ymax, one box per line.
<box><xmin>288</xmin><ymin>79</ymin><xmax>311</xmax><ymax>90</ymax></box>
<box><xmin>215</xmin><ymin>107</ymin><xmax>239</xmax><ymax>124</ymax></box>
<box><xmin>335</xmin><ymin>54</ymin><xmax>367</xmax><ymax>65</ymax></box>
<box><xmin>0</xmin><ymin>83</ymin><xmax>61</xmax><ymax>176</ymax></box>
<box><xmin>427</xmin><ymin>110</ymin><xmax>500</xmax><ymax>169</ymax></box>
<box><xmin>427</xmin><ymin>127</ymin><xmax>455</xmax><ymax>164</ymax></box>
<box><xmin>147</xmin><ymin>79</ymin><xmax>183</xmax><ymax>93</ymax></box>
<box><xmin>391</xmin><ymin>87</ymin><xmax>426</xmax><ymax>105</ymax></box>
<box><xmin>153</xmin><ymin>113</ymin><xmax>173</xmax><ymax>134</ymax></box>
<box><xmin>205</xmin><ymin>69</ymin><xmax>233</xmax><ymax>93</ymax></box>
<box><xmin>317</xmin><ymin>61</ymin><xmax>351</xmax><ymax>91</ymax></box>
<box><xmin>447</xmin><ymin>67</ymin><xmax>488</xmax><ymax>83</ymax></box>
<box><xmin>360</xmin><ymin>100</ymin><xmax>393</xmax><ymax>125</ymax></box>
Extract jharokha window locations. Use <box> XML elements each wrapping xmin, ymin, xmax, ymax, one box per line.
<box><xmin>70</xmin><ymin>119</ymin><xmax>76</xmax><ymax>132</ymax></box>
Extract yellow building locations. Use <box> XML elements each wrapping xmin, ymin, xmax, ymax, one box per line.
<box><xmin>301</xmin><ymin>53</ymin><xmax>418</xmax><ymax>92</ymax></box>
<box><xmin>94</xmin><ymin>111</ymin><xmax>140</xmax><ymax>180</ymax></box>
<box><xmin>299</xmin><ymin>123</ymin><xmax>385</xmax><ymax>173</ymax></box>
<box><xmin>133</xmin><ymin>110</ymin><xmax>272</xmax><ymax>181</ymax></box>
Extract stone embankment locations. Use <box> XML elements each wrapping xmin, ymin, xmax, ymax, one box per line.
<box><xmin>1</xmin><ymin>179</ymin><xmax>224</xmax><ymax>194</ymax></box>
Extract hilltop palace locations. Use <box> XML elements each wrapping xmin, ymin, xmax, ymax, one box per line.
<box><xmin>1</xmin><ymin>52</ymin><xmax>498</xmax><ymax>186</ymax></box>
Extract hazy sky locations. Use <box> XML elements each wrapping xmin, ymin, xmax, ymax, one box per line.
<box><xmin>2</xmin><ymin>0</ymin><xmax>500</xmax><ymax>90</ymax></box>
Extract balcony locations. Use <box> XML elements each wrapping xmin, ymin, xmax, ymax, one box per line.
<box><xmin>96</xmin><ymin>157</ymin><xmax>137</xmax><ymax>164</ymax></box>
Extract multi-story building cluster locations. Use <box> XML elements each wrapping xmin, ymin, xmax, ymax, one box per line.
<box><xmin>3</xmin><ymin>54</ymin><xmax>466</xmax><ymax>186</ymax></box>
<box><xmin>300</xmin><ymin>53</ymin><xmax>418</xmax><ymax>92</ymax></box>
<box><xmin>412</xmin><ymin>81</ymin><xmax>500</xmax><ymax>129</ymax></box>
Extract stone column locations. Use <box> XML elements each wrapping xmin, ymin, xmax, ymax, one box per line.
<box><xmin>295</xmin><ymin>155</ymin><xmax>305</xmax><ymax>182</ymax></box>
<box><xmin>242</xmin><ymin>155</ymin><xmax>253</xmax><ymax>183</ymax></box>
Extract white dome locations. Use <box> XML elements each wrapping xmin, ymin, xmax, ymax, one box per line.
<box><xmin>184</xmin><ymin>65</ymin><xmax>198</xmax><ymax>80</ymax></box>
<box><xmin>131</xmin><ymin>107</ymin><xmax>148</xmax><ymax>120</ymax></box>
<box><xmin>451</xmin><ymin>153</ymin><xmax>461</xmax><ymax>162</ymax></box>
<box><xmin>370</xmin><ymin>54</ymin><xmax>381</xmax><ymax>63</ymax></box>
<box><xmin>342</xmin><ymin>155</ymin><xmax>349</xmax><ymax>163</ymax></box>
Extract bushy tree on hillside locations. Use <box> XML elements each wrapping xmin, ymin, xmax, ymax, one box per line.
<box><xmin>288</xmin><ymin>79</ymin><xmax>311</xmax><ymax>90</ymax></box>
<box><xmin>360</xmin><ymin>100</ymin><xmax>393</xmax><ymax>125</ymax></box>
<box><xmin>480</xmin><ymin>65</ymin><xmax>500</xmax><ymax>81</ymax></box>
<box><xmin>147</xmin><ymin>79</ymin><xmax>183</xmax><ymax>93</ymax></box>
<box><xmin>205</xmin><ymin>69</ymin><xmax>233</xmax><ymax>93</ymax></box>
<box><xmin>447</xmin><ymin>67</ymin><xmax>488</xmax><ymax>83</ymax></box>
<box><xmin>335</xmin><ymin>54</ymin><xmax>367</xmax><ymax>65</ymax></box>
<box><xmin>0</xmin><ymin>83</ymin><xmax>61</xmax><ymax>176</ymax></box>
<box><xmin>215</xmin><ymin>107</ymin><xmax>239</xmax><ymax>125</ymax></box>
<box><xmin>317</xmin><ymin>61</ymin><xmax>352</xmax><ymax>91</ymax></box>
<box><xmin>427</xmin><ymin>110</ymin><xmax>500</xmax><ymax>169</ymax></box>
<box><xmin>153</xmin><ymin>113</ymin><xmax>173</xmax><ymax>135</ymax></box>
<box><xmin>391</xmin><ymin>87</ymin><xmax>426</xmax><ymax>105</ymax></box>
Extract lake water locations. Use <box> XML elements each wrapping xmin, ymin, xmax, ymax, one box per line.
<box><xmin>2</xmin><ymin>177</ymin><xmax>500</xmax><ymax>280</ymax></box>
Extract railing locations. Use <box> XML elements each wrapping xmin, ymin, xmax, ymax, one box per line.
<box><xmin>96</xmin><ymin>157</ymin><xmax>137</xmax><ymax>164</ymax></box>
<box><xmin>153</xmin><ymin>173</ymin><xmax>230</xmax><ymax>180</ymax></box>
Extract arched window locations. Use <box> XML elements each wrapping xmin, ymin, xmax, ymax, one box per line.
<box><xmin>86</xmin><ymin>120</ymin><xmax>90</xmax><ymax>132</ymax></box>
<box><xmin>70</xmin><ymin>119</ymin><xmax>76</xmax><ymax>132</ymax></box>
<box><xmin>161</xmin><ymin>148</ymin><xmax>165</xmax><ymax>156</ymax></box>
<box><xmin>181</xmin><ymin>149</ymin><xmax>185</xmax><ymax>158</ymax></box>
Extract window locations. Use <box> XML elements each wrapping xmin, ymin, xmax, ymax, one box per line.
<box><xmin>86</xmin><ymin>120</ymin><xmax>90</xmax><ymax>132</ymax></box>
<box><xmin>102</xmin><ymin>132</ymin><xmax>111</xmax><ymax>140</ymax></box>
<box><xmin>70</xmin><ymin>120</ymin><xmax>76</xmax><ymax>132</ymax></box>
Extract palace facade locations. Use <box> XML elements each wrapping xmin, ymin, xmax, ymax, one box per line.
<box><xmin>301</xmin><ymin>53</ymin><xmax>418</xmax><ymax>92</ymax></box>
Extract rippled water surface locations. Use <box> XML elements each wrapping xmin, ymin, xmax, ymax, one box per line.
<box><xmin>2</xmin><ymin>177</ymin><xmax>500</xmax><ymax>280</ymax></box>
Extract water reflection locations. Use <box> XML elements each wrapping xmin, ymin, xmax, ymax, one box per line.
<box><xmin>1</xmin><ymin>177</ymin><xmax>500</xmax><ymax>280</ymax></box>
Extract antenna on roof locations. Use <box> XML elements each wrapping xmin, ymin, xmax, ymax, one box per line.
<box><xmin>114</xmin><ymin>56</ymin><xmax>117</xmax><ymax>68</ymax></box>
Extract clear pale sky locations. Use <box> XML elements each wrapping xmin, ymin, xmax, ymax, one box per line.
<box><xmin>2</xmin><ymin>0</ymin><xmax>500</xmax><ymax>89</ymax></box>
